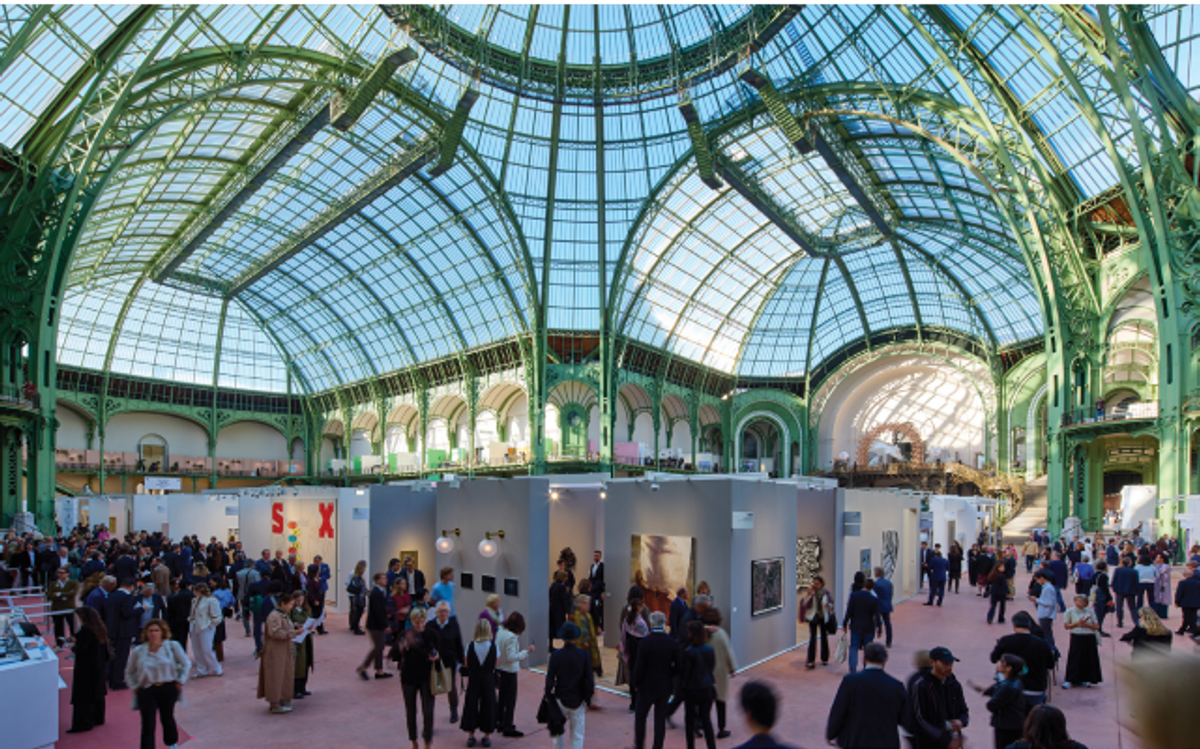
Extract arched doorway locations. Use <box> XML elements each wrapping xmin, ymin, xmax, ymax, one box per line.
<box><xmin>734</xmin><ymin>411</ymin><xmax>793</xmax><ymax>477</ymax></box>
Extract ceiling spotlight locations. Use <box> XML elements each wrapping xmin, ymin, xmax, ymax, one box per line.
<box><xmin>436</xmin><ymin>528</ymin><xmax>460</xmax><ymax>554</ymax></box>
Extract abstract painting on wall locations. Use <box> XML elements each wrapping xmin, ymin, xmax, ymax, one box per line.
<box><xmin>751</xmin><ymin>557</ymin><xmax>784</xmax><ymax>616</ymax></box>
<box><xmin>881</xmin><ymin>531</ymin><xmax>899</xmax><ymax>579</ymax></box>
<box><xmin>860</xmin><ymin>548</ymin><xmax>872</xmax><ymax>576</ymax></box>
<box><xmin>631</xmin><ymin>534</ymin><xmax>696</xmax><ymax>617</ymax></box>
<box><xmin>796</xmin><ymin>535</ymin><xmax>821</xmax><ymax>592</ymax></box>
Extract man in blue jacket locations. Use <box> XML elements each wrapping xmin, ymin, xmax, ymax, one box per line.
<box><xmin>1111</xmin><ymin>556</ymin><xmax>1140</xmax><ymax>628</ymax></box>
<box><xmin>1174</xmin><ymin>561</ymin><xmax>1200</xmax><ymax>637</ymax></box>
<box><xmin>923</xmin><ymin>550</ymin><xmax>949</xmax><ymax>607</ymax></box>
<box><xmin>873</xmin><ymin>566</ymin><xmax>895</xmax><ymax>648</ymax></box>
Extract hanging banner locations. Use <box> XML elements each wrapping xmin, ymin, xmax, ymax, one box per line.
<box><xmin>269</xmin><ymin>498</ymin><xmax>337</xmax><ymax>565</ymax></box>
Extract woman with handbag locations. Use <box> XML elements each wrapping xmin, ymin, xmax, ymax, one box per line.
<box><xmin>125</xmin><ymin>618</ymin><xmax>190</xmax><ymax>749</ymax></box>
<box><xmin>67</xmin><ymin>606</ymin><xmax>109</xmax><ymax>733</ymax></box>
<box><xmin>799</xmin><ymin>575</ymin><xmax>834</xmax><ymax>669</ymax></box>
<box><xmin>461</xmin><ymin>619</ymin><xmax>498</xmax><ymax>747</ymax></box>
<box><xmin>257</xmin><ymin>592</ymin><xmax>301</xmax><ymax>713</ymax></box>
<box><xmin>187</xmin><ymin>582</ymin><xmax>222</xmax><ymax>678</ymax></box>
<box><xmin>395</xmin><ymin>608</ymin><xmax>440</xmax><ymax>749</ymax></box>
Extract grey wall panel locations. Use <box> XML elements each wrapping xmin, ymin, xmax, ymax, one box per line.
<box><xmin>730</xmin><ymin>481</ymin><xmax>799</xmax><ymax>667</ymax></box>
<box><xmin>367</xmin><ymin>485</ymin><xmax>437</xmax><ymax>588</ymax></box>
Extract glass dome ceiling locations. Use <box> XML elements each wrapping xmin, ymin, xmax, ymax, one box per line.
<box><xmin>4</xmin><ymin>4</ymin><xmax>1186</xmax><ymax>395</ymax></box>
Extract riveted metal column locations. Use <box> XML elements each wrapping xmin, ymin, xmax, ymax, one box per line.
<box><xmin>594</xmin><ymin>14</ymin><xmax>614</xmax><ymax>476</ymax></box>
<box><xmin>1</xmin><ymin>426</ymin><xmax>21</xmax><ymax>525</ymax></box>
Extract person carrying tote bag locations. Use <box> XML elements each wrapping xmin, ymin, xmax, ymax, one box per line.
<box><xmin>833</xmin><ymin>630</ymin><xmax>849</xmax><ymax>664</ymax></box>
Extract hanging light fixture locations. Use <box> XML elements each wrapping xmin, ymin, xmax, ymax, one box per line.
<box><xmin>436</xmin><ymin>528</ymin><xmax>460</xmax><ymax>554</ymax></box>
<box><xmin>478</xmin><ymin>530</ymin><xmax>505</xmax><ymax>558</ymax></box>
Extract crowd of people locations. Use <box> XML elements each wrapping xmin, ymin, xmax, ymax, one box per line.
<box><xmin>5</xmin><ymin>524</ymin><xmax>1200</xmax><ymax>749</ymax></box>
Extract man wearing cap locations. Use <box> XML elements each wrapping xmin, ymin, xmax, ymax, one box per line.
<box><xmin>544</xmin><ymin>621</ymin><xmax>593</xmax><ymax>749</ymax></box>
<box><xmin>990</xmin><ymin>612</ymin><xmax>1055</xmax><ymax>707</ymax></box>
<box><xmin>826</xmin><ymin>642</ymin><xmax>906</xmax><ymax>748</ymax></box>
<box><xmin>906</xmin><ymin>647</ymin><xmax>969</xmax><ymax>749</ymax></box>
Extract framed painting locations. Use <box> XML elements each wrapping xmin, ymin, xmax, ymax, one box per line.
<box><xmin>630</xmin><ymin>534</ymin><xmax>696</xmax><ymax>617</ymax></box>
<box><xmin>751</xmin><ymin>557</ymin><xmax>784</xmax><ymax>616</ymax></box>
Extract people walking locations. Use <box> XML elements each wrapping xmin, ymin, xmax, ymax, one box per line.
<box><xmin>356</xmin><ymin>572</ymin><xmax>394</xmax><ymax>681</ymax></box>
<box><xmin>543</xmin><ymin>621</ymin><xmax>594</xmax><ymax>749</ymax></box>
<box><xmin>825</xmin><ymin>642</ymin><xmax>905</xmax><ymax>748</ymax></box>
<box><xmin>969</xmin><ymin>653</ymin><xmax>1027</xmax><ymax>749</ymax></box>
<box><xmin>702</xmin><ymin>607</ymin><xmax>736</xmax><ymax>739</ymax></box>
<box><xmin>631</xmin><ymin>611</ymin><xmax>681</xmax><ymax>749</ymax></box>
<box><xmin>679</xmin><ymin>620</ymin><xmax>717</xmax><ymax>749</ymax></box>
<box><xmin>618</xmin><ymin>597</ymin><xmax>649</xmax><ymax>711</ymax></box>
<box><xmin>987</xmin><ymin>561</ymin><xmax>1009</xmax><ymax>625</ymax></box>
<box><xmin>187</xmin><ymin>582</ymin><xmax>222</xmax><ymax>678</ymax></box>
<box><xmin>1029</xmin><ymin>571</ymin><xmax>1059</xmax><ymax>654</ymax></box>
<box><xmin>257</xmin><ymin>588</ymin><xmax>301</xmax><ymax>713</ymax></box>
<box><xmin>1091</xmin><ymin>561</ymin><xmax>1112</xmax><ymax>637</ymax></box>
<box><xmin>125</xmin><ymin>618</ymin><xmax>190</xmax><ymax>749</ymax></box>
<box><xmin>429</xmin><ymin>600</ymin><xmax>465</xmax><ymax>724</ymax></box>
<box><xmin>843</xmin><ymin>571</ymin><xmax>878</xmax><ymax>674</ymax></box>
<box><xmin>396</xmin><ymin>607</ymin><xmax>439</xmax><ymax>749</ymax></box>
<box><xmin>925</xmin><ymin>550</ymin><xmax>948</xmax><ymax>606</ymax></box>
<box><xmin>873</xmin><ymin>567</ymin><xmax>895</xmax><ymax>648</ymax></box>
<box><xmin>461</xmin><ymin>619</ymin><xmax>498</xmax><ymax>747</ymax></box>
<box><xmin>948</xmin><ymin>543</ymin><xmax>963</xmax><ymax>595</ymax></box>
<box><xmin>1111</xmin><ymin>556</ymin><xmax>1139</xmax><ymax>628</ymax></box>
<box><xmin>346</xmin><ymin>560</ymin><xmax>367</xmax><ymax>635</ymax></box>
<box><xmin>66</xmin><ymin>606</ymin><xmax>108</xmax><ymax>734</ymax></box>
<box><xmin>1175</xmin><ymin>560</ymin><xmax>1200</xmax><ymax>637</ymax></box>
<box><xmin>800</xmin><ymin>575</ymin><xmax>835</xmax><ymax>668</ymax></box>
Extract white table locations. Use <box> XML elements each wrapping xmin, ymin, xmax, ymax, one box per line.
<box><xmin>0</xmin><ymin>635</ymin><xmax>60</xmax><ymax>749</ymax></box>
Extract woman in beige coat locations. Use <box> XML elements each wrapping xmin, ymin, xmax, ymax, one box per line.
<box><xmin>257</xmin><ymin>593</ymin><xmax>300</xmax><ymax>713</ymax></box>
<box><xmin>702</xmin><ymin>607</ymin><xmax>737</xmax><ymax>739</ymax></box>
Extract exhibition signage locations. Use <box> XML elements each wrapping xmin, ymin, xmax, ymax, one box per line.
<box><xmin>732</xmin><ymin>512</ymin><xmax>755</xmax><ymax>529</ymax></box>
<box><xmin>145</xmin><ymin>477</ymin><xmax>182</xmax><ymax>491</ymax></box>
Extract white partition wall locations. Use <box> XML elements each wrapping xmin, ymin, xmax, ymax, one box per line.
<box><xmin>239</xmin><ymin>488</ymin><xmax>340</xmax><ymax>593</ymax></box>
<box><xmin>835</xmin><ymin>489</ymin><xmax>923</xmax><ymax>601</ymax></box>
<box><xmin>335</xmin><ymin>487</ymin><xmax>371</xmax><ymax>611</ymax></box>
<box><xmin>131</xmin><ymin>494</ymin><xmax>169</xmax><ymax>536</ymax></box>
<box><xmin>170</xmin><ymin>494</ymin><xmax>240</xmax><ymax>543</ymax></box>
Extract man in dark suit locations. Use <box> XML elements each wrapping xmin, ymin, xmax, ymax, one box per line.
<box><xmin>1111</xmin><ymin>556</ymin><xmax>1140</xmax><ymax>627</ymax></box>
<box><xmin>843</xmin><ymin>580</ymin><xmax>879</xmax><ymax>674</ymax></box>
<box><xmin>587</xmin><ymin>550</ymin><xmax>605</xmax><ymax>631</ymax></box>
<box><xmin>105</xmin><ymin>577</ymin><xmax>140</xmax><ymax>689</ymax></box>
<box><xmin>919</xmin><ymin>542</ymin><xmax>932</xmax><ymax>590</ymax></box>
<box><xmin>669</xmin><ymin>587</ymin><xmax>688</xmax><ymax>637</ymax></box>
<box><xmin>924</xmin><ymin>550</ymin><xmax>948</xmax><ymax>606</ymax></box>
<box><xmin>730</xmin><ymin>680</ymin><xmax>800</xmax><ymax>749</ymax></box>
<box><xmin>80</xmin><ymin>551</ymin><xmax>106</xmax><ymax>581</ymax></box>
<box><xmin>826</xmin><ymin>642</ymin><xmax>906</xmax><ymax>748</ymax></box>
<box><xmin>112</xmin><ymin>546</ymin><xmax>137</xmax><ymax>584</ymax></box>
<box><xmin>1174</xmin><ymin>561</ymin><xmax>1200</xmax><ymax>636</ymax></box>
<box><xmin>544</xmin><ymin>622</ymin><xmax>594</xmax><ymax>747</ymax></box>
<box><xmin>630</xmin><ymin>611</ymin><xmax>681</xmax><ymax>749</ymax></box>
<box><xmin>356</xmin><ymin>572</ymin><xmax>393</xmax><ymax>680</ymax></box>
<box><xmin>134</xmin><ymin>582</ymin><xmax>167</xmax><ymax>629</ymax></box>
<box><xmin>401</xmin><ymin>555</ymin><xmax>426</xmax><ymax>596</ymax></box>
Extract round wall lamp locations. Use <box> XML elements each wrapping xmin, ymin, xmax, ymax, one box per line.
<box><xmin>436</xmin><ymin>528</ymin><xmax>460</xmax><ymax>554</ymax></box>
<box><xmin>550</xmin><ymin>489</ymin><xmax>560</xmax><ymax>500</ymax></box>
<box><xmin>478</xmin><ymin>530</ymin><xmax>505</xmax><ymax>558</ymax></box>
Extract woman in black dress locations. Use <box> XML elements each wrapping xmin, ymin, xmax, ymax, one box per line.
<box><xmin>548</xmin><ymin>570</ymin><xmax>571</xmax><ymax>652</ymax></box>
<box><xmin>948</xmin><ymin>542</ymin><xmax>964</xmax><ymax>594</ymax></box>
<box><xmin>1062</xmin><ymin>594</ymin><xmax>1102</xmax><ymax>688</ymax></box>
<box><xmin>987</xmin><ymin>561</ymin><xmax>1009</xmax><ymax>625</ymax></box>
<box><xmin>461</xmin><ymin>619</ymin><xmax>498</xmax><ymax>747</ymax></box>
<box><xmin>67</xmin><ymin>606</ymin><xmax>108</xmax><ymax>733</ymax></box>
<box><xmin>967</xmin><ymin>544</ymin><xmax>980</xmax><ymax>591</ymax></box>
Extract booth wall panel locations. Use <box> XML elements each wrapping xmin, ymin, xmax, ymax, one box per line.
<box><xmin>335</xmin><ymin>488</ymin><xmax>371</xmax><ymax>610</ymax></box>
<box><xmin>602</xmin><ymin>480</ymin><xmax>732</xmax><ymax>650</ymax></box>
<box><xmin>796</xmin><ymin>488</ymin><xmax>838</xmax><ymax>593</ymax></box>
<box><xmin>548</xmin><ymin>488</ymin><xmax>602</xmax><ymax>596</ymax></box>
<box><xmin>730</xmin><ymin>481</ymin><xmax>799</xmax><ymax>667</ymax></box>
<box><xmin>368</xmin><ymin>485</ymin><xmax>437</xmax><ymax>596</ymax></box>
<box><xmin>169</xmin><ymin>494</ymin><xmax>240</xmax><ymax>545</ymax></box>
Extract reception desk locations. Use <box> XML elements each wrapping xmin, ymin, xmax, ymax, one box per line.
<box><xmin>0</xmin><ymin>634</ymin><xmax>60</xmax><ymax>749</ymax></box>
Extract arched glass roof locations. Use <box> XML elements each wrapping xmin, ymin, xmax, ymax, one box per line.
<box><xmin>4</xmin><ymin>4</ymin><xmax>1187</xmax><ymax>394</ymax></box>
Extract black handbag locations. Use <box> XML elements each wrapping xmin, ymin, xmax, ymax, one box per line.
<box><xmin>823</xmin><ymin>614</ymin><xmax>838</xmax><ymax>635</ymax></box>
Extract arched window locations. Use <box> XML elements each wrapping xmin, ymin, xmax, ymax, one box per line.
<box><xmin>137</xmin><ymin>434</ymin><xmax>168</xmax><ymax>472</ymax></box>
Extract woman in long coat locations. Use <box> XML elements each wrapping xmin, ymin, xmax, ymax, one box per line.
<box><xmin>257</xmin><ymin>592</ymin><xmax>300</xmax><ymax>713</ymax></box>
<box><xmin>67</xmin><ymin>606</ymin><xmax>108</xmax><ymax>733</ymax></box>
<box><xmin>702</xmin><ymin>607</ymin><xmax>738</xmax><ymax>739</ymax></box>
<box><xmin>461</xmin><ymin>618</ymin><xmax>498</xmax><ymax>746</ymax></box>
<box><xmin>288</xmin><ymin>591</ymin><xmax>314</xmax><ymax>699</ymax></box>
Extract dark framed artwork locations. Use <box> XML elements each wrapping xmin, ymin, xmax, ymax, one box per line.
<box><xmin>751</xmin><ymin>557</ymin><xmax>784</xmax><ymax>616</ymax></box>
<box><xmin>460</xmin><ymin>571</ymin><xmax>474</xmax><ymax>590</ymax></box>
<box><xmin>481</xmin><ymin>574</ymin><xmax>496</xmax><ymax>593</ymax></box>
<box><xmin>504</xmin><ymin>578</ymin><xmax>519</xmax><ymax>597</ymax></box>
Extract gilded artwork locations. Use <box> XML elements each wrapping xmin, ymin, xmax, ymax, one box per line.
<box><xmin>630</xmin><ymin>535</ymin><xmax>697</xmax><ymax>617</ymax></box>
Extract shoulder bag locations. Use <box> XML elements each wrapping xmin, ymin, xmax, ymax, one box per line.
<box><xmin>431</xmin><ymin>659</ymin><xmax>452</xmax><ymax>695</ymax></box>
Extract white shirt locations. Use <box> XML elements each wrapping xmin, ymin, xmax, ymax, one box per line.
<box><xmin>125</xmin><ymin>640</ymin><xmax>191</xmax><ymax>688</ymax></box>
<box><xmin>495</xmin><ymin>627</ymin><xmax>530</xmax><ymax>673</ymax></box>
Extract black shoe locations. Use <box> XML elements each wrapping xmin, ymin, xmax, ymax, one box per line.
<box><xmin>467</xmin><ymin>738</ymin><xmax>477</xmax><ymax>748</ymax></box>
<box><xmin>922</xmin><ymin>603</ymin><xmax>933</xmax><ymax>606</ymax></box>
<box><xmin>357</xmin><ymin>669</ymin><xmax>369</xmax><ymax>681</ymax></box>
<box><xmin>66</xmin><ymin>727</ymin><xmax>92</xmax><ymax>734</ymax></box>
<box><xmin>450</xmin><ymin>711</ymin><xmax>459</xmax><ymax>724</ymax></box>
<box><xmin>302</xmin><ymin>690</ymin><xmax>313</xmax><ymax>695</ymax></box>
<box><xmin>374</xmin><ymin>672</ymin><xmax>394</xmax><ymax>680</ymax></box>
<box><xmin>717</xmin><ymin>730</ymin><xmax>731</xmax><ymax>739</ymax></box>
<box><xmin>294</xmin><ymin>693</ymin><xmax>305</xmax><ymax>699</ymax></box>
<box><xmin>502</xmin><ymin>730</ymin><xmax>524</xmax><ymax>738</ymax></box>
<box><xmin>481</xmin><ymin>739</ymin><xmax>491</xmax><ymax>748</ymax></box>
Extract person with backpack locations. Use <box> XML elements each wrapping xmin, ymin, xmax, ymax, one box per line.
<box><xmin>346</xmin><ymin>560</ymin><xmax>367</xmax><ymax>635</ymax></box>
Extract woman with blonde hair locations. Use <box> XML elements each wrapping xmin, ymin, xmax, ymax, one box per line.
<box><xmin>479</xmin><ymin>593</ymin><xmax>503</xmax><ymax>639</ymax></box>
<box><xmin>125</xmin><ymin>618</ymin><xmax>190</xmax><ymax>749</ymax></box>
<box><xmin>395</xmin><ymin>607</ymin><xmax>440</xmax><ymax>749</ymax></box>
<box><xmin>461</xmin><ymin>618</ymin><xmax>498</xmax><ymax>746</ymax></box>
<box><xmin>1120</xmin><ymin>606</ymin><xmax>1173</xmax><ymax>657</ymax></box>
<box><xmin>187</xmin><ymin>582</ymin><xmax>222</xmax><ymax>678</ymax></box>
<box><xmin>571</xmin><ymin>594</ymin><xmax>602</xmax><ymax>677</ymax></box>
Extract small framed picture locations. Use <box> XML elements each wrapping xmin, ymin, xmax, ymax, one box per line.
<box><xmin>504</xmin><ymin>578</ymin><xmax>519</xmax><ymax>597</ymax></box>
<box><xmin>481</xmin><ymin>574</ymin><xmax>496</xmax><ymax>593</ymax></box>
<box><xmin>460</xmin><ymin>571</ymin><xmax>474</xmax><ymax>590</ymax></box>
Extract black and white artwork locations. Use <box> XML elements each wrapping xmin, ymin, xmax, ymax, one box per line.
<box><xmin>796</xmin><ymin>535</ymin><xmax>821</xmax><ymax>592</ymax></box>
<box><xmin>881</xmin><ymin>531</ymin><xmax>900</xmax><ymax>579</ymax></box>
<box><xmin>751</xmin><ymin>557</ymin><xmax>784</xmax><ymax>616</ymax></box>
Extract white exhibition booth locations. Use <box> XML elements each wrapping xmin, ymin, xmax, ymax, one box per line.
<box><xmin>0</xmin><ymin>625</ymin><xmax>61</xmax><ymax>749</ymax></box>
<box><xmin>927</xmin><ymin>494</ymin><xmax>988</xmax><ymax>551</ymax></box>
<box><xmin>1120</xmin><ymin>485</ymin><xmax>1159</xmax><ymax>534</ymax></box>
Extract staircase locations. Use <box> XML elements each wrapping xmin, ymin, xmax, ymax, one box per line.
<box><xmin>1002</xmin><ymin>476</ymin><xmax>1048</xmax><ymax>543</ymax></box>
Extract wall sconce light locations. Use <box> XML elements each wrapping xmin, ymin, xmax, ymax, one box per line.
<box><xmin>478</xmin><ymin>529</ymin><xmax>504</xmax><ymax>558</ymax></box>
<box><xmin>436</xmin><ymin>528</ymin><xmax>460</xmax><ymax>554</ymax></box>
<box><xmin>550</xmin><ymin>489</ymin><xmax>560</xmax><ymax>500</ymax></box>
<box><xmin>599</xmin><ymin>484</ymin><xmax>607</xmax><ymax>500</ymax></box>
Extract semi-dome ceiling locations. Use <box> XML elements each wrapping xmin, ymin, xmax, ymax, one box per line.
<box><xmin>3</xmin><ymin>4</ymin><xmax>1187</xmax><ymax>394</ymax></box>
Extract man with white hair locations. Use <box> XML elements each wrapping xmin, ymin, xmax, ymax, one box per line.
<box><xmin>630</xmin><ymin>610</ymin><xmax>682</xmax><ymax>749</ymax></box>
<box><xmin>428</xmin><ymin>600</ymin><xmax>464</xmax><ymax>724</ymax></box>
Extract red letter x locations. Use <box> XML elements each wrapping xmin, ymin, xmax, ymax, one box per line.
<box><xmin>318</xmin><ymin>502</ymin><xmax>335</xmax><ymax>538</ymax></box>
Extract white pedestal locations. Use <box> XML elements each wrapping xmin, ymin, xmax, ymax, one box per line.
<box><xmin>0</xmin><ymin>637</ymin><xmax>60</xmax><ymax>748</ymax></box>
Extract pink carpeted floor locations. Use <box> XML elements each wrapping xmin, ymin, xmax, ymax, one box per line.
<box><xmin>50</xmin><ymin>565</ymin><xmax>1178</xmax><ymax>748</ymax></box>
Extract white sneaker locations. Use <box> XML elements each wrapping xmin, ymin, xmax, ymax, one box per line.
<box><xmin>1061</xmin><ymin>682</ymin><xmax>1072</xmax><ymax>689</ymax></box>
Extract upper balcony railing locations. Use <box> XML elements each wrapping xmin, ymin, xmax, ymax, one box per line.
<box><xmin>1061</xmin><ymin>401</ymin><xmax>1158</xmax><ymax>428</ymax></box>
